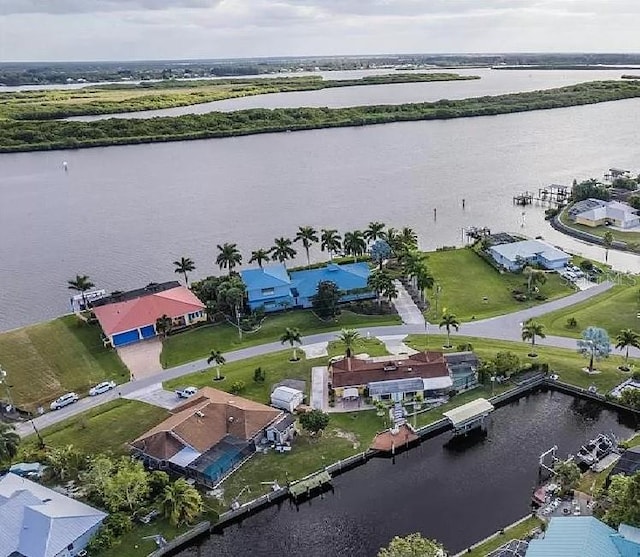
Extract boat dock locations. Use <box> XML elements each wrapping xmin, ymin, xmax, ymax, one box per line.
<box><xmin>513</xmin><ymin>184</ymin><xmax>569</xmax><ymax>206</ymax></box>
<box><xmin>289</xmin><ymin>470</ymin><xmax>332</xmax><ymax>499</ymax></box>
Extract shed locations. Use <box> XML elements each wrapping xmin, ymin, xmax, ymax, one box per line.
<box><xmin>271</xmin><ymin>386</ymin><xmax>304</xmax><ymax>412</ymax></box>
<box><xmin>266</xmin><ymin>414</ymin><xmax>297</xmax><ymax>445</ymax></box>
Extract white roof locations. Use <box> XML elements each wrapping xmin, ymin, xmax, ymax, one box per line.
<box><xmin>271</xmin><ymin>386</ymin><xmax>303</xmax><ymax>403</ymax></box>
<box><xmin>490</xmin><ymin>239</ymin><xmax>569</xmax><ymax>263</ymax></box>
<box><xmin>576</xmin><ymin>201</ymin><xmax>639</xmax><ymax>224</ymax></box>
<box><xmin>343</xmin><ymin>388</ymin><xmax>359</xmax><ymax>398</ymax></box>
<box><xmin>443</xmin><ymin>398</ymin><xmax>494</xmax><ymax>427</ymax></box>
<box><xmin>0</xmin><ymin>473</ymin><xmax>106</xmax><ymax>557</ymax></box>
<box><xmin>423</xmin><ymin>376</ymin><xmax>453</xmax><ymax>390</ymax></box>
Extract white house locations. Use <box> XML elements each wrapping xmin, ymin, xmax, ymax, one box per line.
<box><xmin>270</xmin><ymin>386</ymin><xmax>304</xmax><ymax>412</ymax></box>
<box><xmin>0</xmin><ymin>473</ymin><xmax>107</xmax><ymax>557</ymax></box>
<box><xmin>574</xmin><ymin>200</ymin><xmax>640</xmax><ymax>230</ymax></box>
<box><xmin>488</xmin><ymin>239</ymin><xmax>570</xmax><ymax>271</ymax></box>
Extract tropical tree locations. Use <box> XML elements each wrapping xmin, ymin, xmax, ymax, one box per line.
<box><xmin>602</xmin><ymin>473</ymin><xmax>640</xmax><ymax>528</ymax></box>
<box><xmin>173</xmin><ymin>257</ymin><xmax>195</xmax><ymax>286</ymax></box>
<box><xmin>603</xmin><ymin>230</ymin><xmax>614</xmax><ymax>263</ymax></box>
<box><xmin>398</xmin><ymin>227</ymin><xmax>419</xmax><ymax>252</ymax></box>
<box><xmin>337</xmin><ymin>328</ymin><xmax>361</xmax><ymax>358</ymax></box>
<box><xmin>367</xmin><ymin>269</ymin><xmax>393</xmax><ymax>306</ymax></box>
<box><xmin>207</xmin><ymin>349</ymin><xmax>226</xmax><ymax>380</ymax></box>
<box><xmin>299</xmin><ymin>409</ymin><xmax>330</xmax><ymax>436</ymax></box>
<box><xmin>312</xmin><ymin>280</ymin><xmax>342</xmax><ymax>319</ymax></box>
<box><xmin>521</xmin><ymin>319</ymin><xmax>546</xmax><ymax>356</ymax></box>
<box><xmin>320</xmin><ymin>229</ymin><xmax>342</xmax><ymax>260</ymax></box>
<box><xmin>523</xmin><ymin>266</ymin><xmax>547</xmax><ymax>294</ymax></box>
<box><xmin>0</xmin><ymin>423</ymin><xmax>19</xmax><ymax>463</ymax></box>
<box><xmin>162</xmin><ymin>478</ymin><xmax>203</xmax><ymax>526</ymax></box>
<box><xmin>271</xmin><ymin>237</ymin><xmax>297</xmax><ymax>266</ymax></box>
<box><xmin>415</xmin><ymin>264</ymin><xmax>435</xmax><ymax>303</ymax></box>
<box><xmin>382</xmin><ymin>279</ymin><xmax>399</xmax><ymax>303</ymax></box>
<box><xmin>615</xmin><ymin>329</ymin><xmax>640</xmax><ymax>369</ymax></box>
<box><xmin>216</xmin><ymin>242</ymin><xmax>242</xmax><ymax>274</ymax></box>
<box><xmin>364</xmin><ymin>221</ymin><xmax>386</xmax><ymax>244</ymax></box>
<box><xmin>248</xmin><ymin>248</ymin><xmax>271</xmax><ymax>269</ymax></box>
<box><xmin>553</xmin><ymin>460</ymin><xmax>581</xmax><ymax>495</ymax></box>
<box><xmin>370</xmin><ymin>239</ymin><xmax>392</xmax><ymax>270</ymax></box>
<box><xmin>343</xmin><ymin>230</ymin><xmax>367</xmax><ymax>262</ymax></box>
<box><xmin>294</xmin><ymin>226</ymin><xmax>319</xmax><ymax>267</ymax></box>
<box><xmin>46</xmin><ymin>445</ymin><xmax>86</xmax><ymax>481</ymax></box>
<box><xmin>378</xmin><ymin>533</ymin><xmax>445</xmax><ymax>557</ymax></box>
<box><xmin>101</xmin><ymin>457</ymin><xmax>150</xmax><ymax>513</ymax></box>
<box><xmin>439</xmin><ymin>313</ymin><xmax>460</xmax><ymax>348</ymax></box>
<box><xmin>577</xmin><ymin>326</ymin><xmax>612</xmax><ymax>374</ymax></box>
<box><xmin>383</xmin><ymin>227</ymin><xmax>401</xmax><ymax>254</ymax></box>
<box><xmin>155</xmin><ymin>314</ymin><xmax>173</xmax><ymax>338</ymax></box>
<box><xmin>280</xmin><ymin>327</ymin><xmax>302</xmax><ymax>361</ymax></box>
<box><xmin>67</xmin><ymin>274</ymin><xmax>95</xmax><ymax>311</ymax></box>
<box><xmin>222</xmin><ymin>286</ymin><xmax>244</xmax><ymax>339</ymax></box>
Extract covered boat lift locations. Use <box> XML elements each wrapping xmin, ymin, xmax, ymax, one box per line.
<box><xmin>443</xmin><ymin>398</ymin><xmax>494</xmax><ymax>436</ymax></box>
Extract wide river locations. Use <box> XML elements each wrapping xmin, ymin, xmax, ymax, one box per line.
<box><xmin>1</xmin><ymin>70</ymin><xmax>640</xmax><ymax>331</ymax></box>
<box><xmin>177</xmin><ymin>390</ymin><xmax>637</xmax><ymax>557</ymax></box>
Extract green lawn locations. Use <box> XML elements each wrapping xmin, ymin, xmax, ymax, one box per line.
<box><xmin>406</xmin><ymin>334</ymin><xmax>632</xmax><ymax>392</ymax></box>
<box><xmin>538</xmin><ymin>284</ymin><xmax>640</xmax><ymax>338</ymax></box>
<box><xmin>20</xmin><ymin>399</ymin><xmax>169</xmax><ymax>456</ymax></box>
<box><xmin>560</xmin><ymin>210</ymin><xmax>640</xmax><ymax>244</ymax></box>
<box><xmin>463</xmin><ymin>516</ymin><xmax>542</xmax><ymax>557</ymax></box>
<box><xmin>0</xmin><ymin>315</ymin><xmax>129</xmax><ymax>410</ymax></box>
<box><xmin>160</xmin><ymin>309</ymin><xmax>400</xmax><ymax>368</ymax></box>
<box><xmin>422</xmin><ymin>248</ymin><xmax>575</xmax><ymax>323</ymax></box>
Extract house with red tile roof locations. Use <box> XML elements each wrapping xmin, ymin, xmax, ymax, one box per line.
<box><xmin>92</xmin><ymin>281</ymin><xmax>206</xmax><ymax>347</ymax></box>
<box><xmin>130</xmin><ymin>387</ymin><xmax>289</xmax><ymax>485</ymax></box>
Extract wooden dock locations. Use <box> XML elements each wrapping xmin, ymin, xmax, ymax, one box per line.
<box><xmin>513</xmin><ymin>192</ymin><xmax>533</xmax><ymax>205</ymax></box>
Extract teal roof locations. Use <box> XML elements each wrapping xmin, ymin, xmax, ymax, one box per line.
<box><xmin>241</xmin><ymin>264</ymin><xmax>291</xmax><ymax>290</ymax></box>
<box><xmin>289</xmin><ymin>262</ymin><xmax>370</xmax><ymax>299</ymax></box>
<box><xmin>526</xmin><ymin>517</ymin><xmax>640</xmax><ymax>557</ymax></box>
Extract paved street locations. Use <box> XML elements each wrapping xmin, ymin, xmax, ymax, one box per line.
<box><xmin>15</xmin><ymin>279</ymin><xmax>638</xmax><ymax>437</ymax></box>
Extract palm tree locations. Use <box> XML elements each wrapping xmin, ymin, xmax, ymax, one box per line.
<box><xmin>280</xmin><ymin>327</ymin><xmax>302</xmax><ymax>361</ymax></box>
<box><xmin>173</xmin><ymin>257</ymin><xmax>195</xmax><ymax>286</ymax></box>
<box><xmin>603</xmin><ymin>231</ymin><xmax>614</xmax><ymax>263</ymax></box>
<box><xmin>439</xmin><ymin>313</ymin><xmax>460</xmax><ymax>348</ymax></box>
<box><xmin>521</xmin><ymin>319</ymin><xmax>546</xmax><ymax>357</ymax></box>
<box><xmin>415</xmin><ymin>265</ymin><xmax>435</xmax><ymax>303</ymax></box>
<box><xmin>216</xmin><ymin>243</ymin><xmax>242</xmax><ymax>275</ymax></box>
<box><xmin>294</xmin><ymin>226</ymin><xmax>319</xmax><ymax>267</ymax></box>
<box><xmin>248</xmin><ymin>248</ymin><xmax>271</xmax><ymax>269</ymax></box>
<box><xmin>67</xmin><ymin>274</ymin><xmax>95</xmax><ymax>311</ymax></box>
<box><xmin>320</xmin><ymin>229</ymin><xmax>342</xmax><ymax>260</ymax></box>
<box><xmin>523</xmin><ymin>266</ymin><xmax>547</xmax><ymax>294</ymax></box>
<box><xmin>615</xmin><ymin>329</ymin><xmax>640</xmax><ymax>369</ymax></box>
<box><xmin>382</xmin><ymin>279</ymin><xmax>398</xmax><ymax>303</ymax></box>
<box><xmin>399</xmin><ymin>227</ymin><xmax>419</xmax><ymax>251</ymax></box>
<box><xmin>337</xmin><ymin>328</ymin><xmax>361</xmax><ymax>358</ymax></box>
<box><xmin>367</xmin><ymin>269</ymin><xmax>392</xmax><ymax>306</ymax></box>
<box><xmin>271</xmin><ymin>237</ymin><xmax>297</xmax><ymax>266</ymax></box>
<box><xmin>207</xmin><ymin>349</ymin><xmax>226</xmax><ymax>380</ymax></box>
<box><xmin>155</xmin><ymin>314</ymin><xmax>173</xmax><ymax>338</ymax></box>
<box><xmin>383</xmin><ymin>227</ymin><xmax>401</xmax><ymax>254</ymax></box>
<box><xmin>0</xmin><ymin>423</ymin><xmax>19</xmax><ymax>463</ymax></box>
<box><xmin>343</xmin><ymin>230</ymin><xmax>367</xmax><ymax>262</ymax></box>
<box><xmin>364</xmin><ymin>221</ymin><xmax>386</xmax><ymax>244</ymax></box>
<box><xmin>161</xmin><ymin>479</ymin><xmax>203</xmax><ymax>527</ymax></box>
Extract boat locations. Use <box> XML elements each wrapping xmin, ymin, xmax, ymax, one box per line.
<box><xmin>576</xmin><ymin>433</ymin><xmax>615</xmax><ymax>467</ymax></box>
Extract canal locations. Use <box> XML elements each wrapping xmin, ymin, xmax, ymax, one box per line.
<box><xmin>178</xmin><ymin>390</ymin><xmax>637</xmax><ymax>557</ymax></box>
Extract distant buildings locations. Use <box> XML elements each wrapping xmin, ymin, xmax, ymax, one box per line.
<box><xmin>92</xmin><ymin>281</ymin><xmax>206</xmax><ymax>347</ymax></box>
<box><xmin>488</xmin><ymin>239</ymin><xmax>570</xmax><ymax>271</ymax></box>
<box><xmin>241</xmin><ymin>262</ymin><xmax>373</xmax><ymax>313</ymax></box>
<box><xmin>0</xmin><ymin>472</ymin><xmax>106</xmax><ymax>557</ymax></box>
<box><xmin>570</xmin><ymin>198</ymin><xmax>640</xmax><ymax>230</ymax></box>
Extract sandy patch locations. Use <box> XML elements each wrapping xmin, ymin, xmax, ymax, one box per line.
<box><xmin>117</xmin><ymin>339</ymin><xmax>162</xmax><ymax>379</ymax></box>
<box><xmin>334</xmin><ymin>428</ymin><xmax>360</xmax><ymax>449</ymax></box>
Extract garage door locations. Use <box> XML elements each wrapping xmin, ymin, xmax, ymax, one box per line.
<box><xmin>140</xmin><ymin>325</ymin><xmax>156</xmax><ymax>339</ymax></box>
<box><xmin>112</xmin><ymin>329</ymin><xmax>140</xmax><ymax>346</ymax></box>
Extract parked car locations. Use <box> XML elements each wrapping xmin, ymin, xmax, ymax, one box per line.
<box><xmin>50</xmin><ymin>392</ymin><xmax>79</xmax><ymax>410</ymax></box>
<box><xmin>89</xmin><ymin>381</ymin><xmax>116</xmax><ymax>396</ymax></box>
<box><xmin>175</xmin><ymin>386</ymin><xmax>198</xmax><ymax>399</ymax></box>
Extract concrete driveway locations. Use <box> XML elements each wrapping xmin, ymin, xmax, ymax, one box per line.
<box><xmin>117</xmin><ymin>339</ymin><xmax>162</xmax><ymax>380</ymax></box>
<box><xmin>124</xmin><ymin>383</ymin><xmax>181</xmax><ymax>410</ymax></box>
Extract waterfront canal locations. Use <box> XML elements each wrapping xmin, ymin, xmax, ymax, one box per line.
<box><xmin>178</xmin><ymin>390</ymin><xmax>637</xmax><ymax>557</ymax></box>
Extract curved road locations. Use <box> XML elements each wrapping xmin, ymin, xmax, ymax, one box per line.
<box><xmin>16</xmin><ymin>280</ymin><xmax>638</xmax><ymax>437</ymax></box>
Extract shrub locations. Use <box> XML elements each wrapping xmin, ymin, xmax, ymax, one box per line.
<box><xmin>104</xmin><ymin>512</ymin><xmax>133</xmax><ymax>536</ymax></box>
<box><xmin>566</xmin><ymin>317</ymin><xmax>578</xmax><ymax>329</ymax></box>
<box><xmin>229</xmin><ymin>380</ymin><xmax>246</xmax><ymax>394</ymax></box>
<box><xmin>253</xmin><ymin>367</ymin><xmax>266</xmax><ymax>383</ymax></box>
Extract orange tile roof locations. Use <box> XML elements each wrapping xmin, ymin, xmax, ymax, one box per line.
<box><xmin>131</xmin><ymin>387</ymin><xmax>282</xmax><ymax>461</ymax></box>
<box><xmin>93</xmin><ymin>286</ymin><xmax>205</xmax><ymax>336</ymax></box>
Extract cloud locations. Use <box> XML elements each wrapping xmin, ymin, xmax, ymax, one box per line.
<box><xmin>0</xmin><ymin>0</ymin><xmax>221</xmax><ymax>15</ymax></box>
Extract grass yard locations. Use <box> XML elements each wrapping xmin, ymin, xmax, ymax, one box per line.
<box><xmin>406</xmin><ymin>334</ymin><xmax>631</xmax><ymax>392</ymax></box>
<box><xmin>538</xmin><ymin>284</ymin><xmax>640</xmax><ymax>338</ymax></box>
<box><xmin>463</xmin><ymin>516</ymin><xmax>542</xmax><ymax>557</ymax></box>
<box><xmin>160</xmin><ymin>309</ymin><xmax>400</xmax><ymax>368</ymax></box>
<box><xmin>20</xmin><ymin>399</ymin><xmax>169</xmax><ymax>456</ymax></box>
<box><xmin>422</xmin><ymin>248</ymin><xmax>575</xmax><ymax>323</ymax></box>
<box><xmin>0</xmin><ymin>315</ymin><xmax>129</xmax><ymax>410</ymax></box>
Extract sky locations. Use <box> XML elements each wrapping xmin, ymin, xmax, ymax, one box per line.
<box><xmin>1</xmin><ymin>0</ymin><xmax>640</xmax><ymax>62</ymax></box>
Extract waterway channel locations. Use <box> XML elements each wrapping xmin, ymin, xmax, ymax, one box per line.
<box><xmin>177</xmin><ymin>390</ymin><xmax>637</xmax><ymax>557</ymax></box>
<box><xmin>2</xmin><ymin>75</ymin><xmax>640</xmax><ymax>331</ymax></box>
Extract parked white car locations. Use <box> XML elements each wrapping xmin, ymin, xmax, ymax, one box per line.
<box><xmin>176</xmin><ymin>386</ymin><xmax>198</xmax><ymax>399</ymax></box>
<box><xmin>50</xmin><ymin>392</ymin><xmax>79</xmax><ymax>410</ymax></box>
<box><xmin>89</xmin><ymin>381</ymin><xmax>116</xmax><ymax>396</ymax></box>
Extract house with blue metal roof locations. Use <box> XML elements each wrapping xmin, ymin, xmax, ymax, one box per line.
<box><xmin>241</xmin><ymin>262</ymin><xmax>373</xmax><ymax>312</ymax></box>
<box><xmin>525</xmin><ymin>517</ymin><xmax>640</xmax><ymax>557</ymax></box>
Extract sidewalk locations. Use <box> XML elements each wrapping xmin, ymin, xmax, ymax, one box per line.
<box><xmin>392</xmin><ymin>280</ymin><xmax>425</xmax><ymax>326</ymax></box>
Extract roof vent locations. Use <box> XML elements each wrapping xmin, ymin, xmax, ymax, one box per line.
<box><xmin>407</xmin><ymin>367</ymin><xmax>413</xmax><ymax>372</ymax></box>
<box><xmin>383</xmin><ymin>365</ymin><xmax>397</xmax><ymax>372</ymax></box>
<box><xmin>195</xmin><ymin>411</ymin><xmax>204</xmax><ymax>418</ymax></box>
<box><xmin>228</xmin><ymin>416</ymin><xmax>235</xmax><ymax>422</ymax></box>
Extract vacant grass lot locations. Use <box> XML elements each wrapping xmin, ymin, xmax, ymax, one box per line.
<box><xmin>538</xmin><ymin>284</ymin><xmax>640</xmax><ymax>338</ymax></box>
<box><xmin>160</xmin><ymin>310</ymin><xmax>400</xmax><ymax>368</ymax></box>
<box><xmin>20</xmin><ymin>399</ymin><xmax>168</xmax><ymax>455</ymax></box>
<box><xmin>423</xmin><ymin>248</ymin><xmax>575</xmax><ymax>322</ymax></box>
<box><xmin>0</xmin><ymin>316</ymin><xmax>129</xmax><ymax>409</ymax></box>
